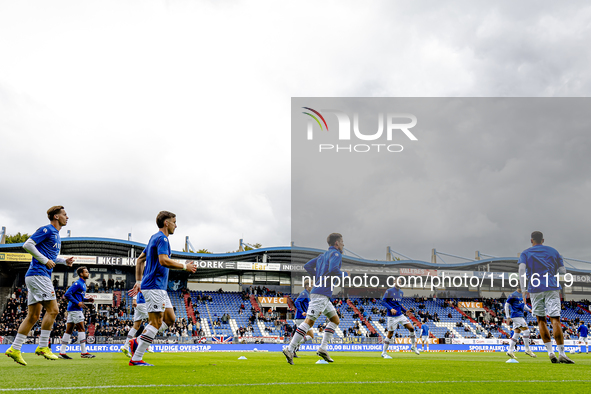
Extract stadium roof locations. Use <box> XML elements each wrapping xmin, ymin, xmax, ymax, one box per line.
<box><xmin>1</xmin><ymin>238</ymin><xmax>590</xmax><ymax>274</ymax></box>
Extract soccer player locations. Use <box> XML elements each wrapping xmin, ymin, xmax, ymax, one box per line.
<box><xmin>577</xmin><ymin>322</ymin><xmax>589</xmax><ymax>354</ymax></box>
<box><xmin>420</xmin><ymin>322</ymin><xmax>430</xmax><ymax>352</ymax></box>
<box><xmin>59</xmin><ymin>266</ymin><xmax>95</xmax><ymax>359</ymax></box>
<box><xmin>519</xmin><ymin>231</ymin><xmax>573</xmax><ymax>364</ymax></box>
<box><xmin>5</xmin><ymin>206</ymin><xmax>74</xmax><ymax>366</ymax></box>
<box><xmin>127</xmin><ymin>211</ymin><xmax>197</xmax><ymax>366</ymax></box>
<box><xmin>121</xmin><ymin>292</ymin><xmax>154</xmax><ymax>357</ymax></box>
<box><xmin>380</xmin><ymin>283</ymin><xmax>420</xmax><ymax>358</ymax></box>
<box><xmin>283</xmin><ymin>233</ymin><xmax>348</xmax><ymax>364</ymax></box>
<box><xmin>504</xmin><ymin>286</ymin><xmax>536</xmax><ymax>359</ymax></box>
<box><xmin>293</xmin><ymin>285</ymin><xmax>313</xmax><ymax>357</ymax></box>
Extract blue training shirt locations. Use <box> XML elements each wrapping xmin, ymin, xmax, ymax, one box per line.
<box><xmin>381</xmin><ymin>287</ymin><xmax>406</xmax><ymax>317</ymax></box>
<box><xmin>65</xmin><ymin>277</ymin><xmax>87</xmax><ymax>312</ymax></box>
<box><xmin>518</xmin><ymin>244</ymin><xmax>564</xmax><ymax>293</ymax></box>
<box><xmin>141</xmin><ymin>231</ymin><xmax>172</xmax><ymax>291</ymax></box>
<box><xmin>506</xmin><ymin>291</ymin><xmax>527</xmax><ymax>318</ymax></box>
<box><xmin>304</xmin><ymin>246</ymin><xmax>348</xmax><ymax>298</ymax></box>
<box><xmin>294</xmin><ymin>289</ymin><xmax>310</xmax><ymax>319</ymax></box>
<box><xmin>579</xmin><ymin>324</ymin><xmax>589</xmax><ymax>338</ymax></box>
<box><xmin>421</xmin><ymin>324</ymin><xmax>429</xmax><ymax>336</ymax></box>
<box><xmin>25</xmin><ymin>224</ymin><xmax>61</xmax><ymax>278</ymax></box>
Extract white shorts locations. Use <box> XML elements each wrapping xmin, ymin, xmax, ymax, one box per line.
<box><xmin>387</xmin><ymin>315</ymin><xmax>410</xmax><ymax>332</ymax></box>
<box><xmin>530</xmin><ymin>290</ymin><xmax>561</xmax><ymax>317</ymax></box>
<box><xmin>579</xmin><ymin>337</ymin><xmax>588</xmax><ymax>344</ymax></box>
<box><xmin>66</xmin><ymin>310</ymin><xmax>85</xmax><ymax>324</ymax></box>
<box><xmin>25</xmin><ymin>276</ymin><xmax>56</xmax><ymax>305</ymax></box>
<box><xmin>133</xmin><ymin>303</ymin><xmax>149</xmax><ymax>321</ymax></box>
<box><xmin>421</xmin><ymin>335</ymin><xmax>429</xmax><ymax>343</ymax></box>
<box><xmin>142</xmin><ymin>289</ymin><xmax>172</xmax><ymax>313</ymax></box>
<box><xmin>306</xmin><ymin>294</ymin><xmax>337</xmax><ymax>321</ymax></box>
<box><xmin>511</xmin><ymin>317</ymin><xmax>528</xmax><ymax>330</ymax></box>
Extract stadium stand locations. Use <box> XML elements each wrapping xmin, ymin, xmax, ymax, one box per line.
<box><xmin>2</xmin><ymin>285</ymin><xmax>591</xmax><ymax>345</ymax></box>
<box><xmin>2</xmin><ymin>239</ymin><xmax>591</xmax><ymax>347</ymax></box>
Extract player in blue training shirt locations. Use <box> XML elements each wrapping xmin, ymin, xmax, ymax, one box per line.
<box><xmin>121</xmin><ymin>291</ymin><xmax>154</xmax><ymax>357</ymax></box>
<box><xmin>5</xmin><ymin>206</ymin><xmax>74</xmax><ymax>366</ymax></box>
<box><xmin>518</xmin><ymin>231</ymin><xmax>573</xmax><ymax>364</ymax></box>
<box><xmin>284</xmin><ymin>233</ymin><xmax>348</xmax><ymax>364</ymax></box>
<box><xmin>578</xmin><ymin>322</ymin><xmax>589</xmax><ymax>354</ymax></box>
<box><xmin>127</xmin><ymin>211</ymin><xmax>197</xmax><ymax>366</ymax></box>
<box><xmin>504</xmin><ymin>287</ymin><xmax>536</xmax><ymax>359</ymax></box>
<box><xmin>419</xmin><ymin>323</ymin><xmax>430</xmax><ymax>352</ymax></box>
<box><xmin>380</xmin><ymin>284</ymin><xmax>420</xmax><ymax>358</ymax></box>
<box><xmin>292</xmin><ymin>285</ymin><xmax>313</xmax><ymax>357</ymax></box>
<box><xmin>59</xmin><ymin>266</ymin><xmax>95</xmax><ymax>359</ymax></box>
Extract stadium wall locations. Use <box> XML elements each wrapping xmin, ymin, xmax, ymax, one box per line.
<box><xmin>187</xmin><ymin>282</ymin><xmax>240</xmax><ymax>292</ymax></box>
<box><xmin>563</xmin><ymin>294</ymin><xmax>589</xmax><ymax>301</ymax></box>
<box><xmin>481</xmin><ymin>291</ymin><xmax>590</xmax><ymax>301</ymax></box>
<box><xmin>293</xmin><ymin>285</ymin><xmax>341</xmax><ymax>294</ymax></box>
<box><xmin>480</xmin><ymin>291</ymin><xmax>507</xmax><ymax>298</ymax></box>
<box><xmin>405</xmin><ymin>289</ymin><xmax>436</xmax><ymax>297</ymax></box>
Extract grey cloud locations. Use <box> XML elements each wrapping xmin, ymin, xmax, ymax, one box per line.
<box><xmin>2</xmin><ymin>2</ymin><xmax>591</xmax><ymax>262</ymax></box>
<box><xmin>292</xmin><ymin>98</ymin><xmax>591</xmax><ymax>266</ymax></box>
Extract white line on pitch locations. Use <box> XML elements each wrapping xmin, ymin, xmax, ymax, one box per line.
<box><xmin>2</xmin><ymin>380</ymin><xmax>591</xmax><ymax>392</ymax></box>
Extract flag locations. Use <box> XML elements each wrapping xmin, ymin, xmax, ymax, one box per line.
<box><xmin>212</xmin><ymin>336</ymin><xmax>233</xmax><ymax>343</ymax></box>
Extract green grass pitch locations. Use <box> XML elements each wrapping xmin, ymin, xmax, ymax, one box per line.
<box><xmin>1</xmin><ymin>351</ymin><xmax>590</xmax><ymax>393</ymax></box>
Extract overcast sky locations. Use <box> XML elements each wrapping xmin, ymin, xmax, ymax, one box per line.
<box><xmin>292</xmin><ymin>98</ymin><xmax>591</xmax><ymax>268</ymax></box>
<box><xmin>1</xmin><ymin>1</ymin><xmax>591</xmax><ymax>258</ymax></box>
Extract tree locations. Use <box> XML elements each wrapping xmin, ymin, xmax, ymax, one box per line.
<box><xmin>196</xmin><ymin>249</ymin><xmax>212</xmax><ymax>254</ymax></box>
<box><xmin>227</xmin><ymin>243</ymin><xmax>262</xmax><ymax>253</ymax></box>
<box><xmin>243</xmin><ymin>243</ymin><xmax>262</xmax><ymax>252</ymax></box>
<box><xmin>4</xmin><ymin>232</ymin><xmax>29</xmax><ymax>244</ymax></box>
